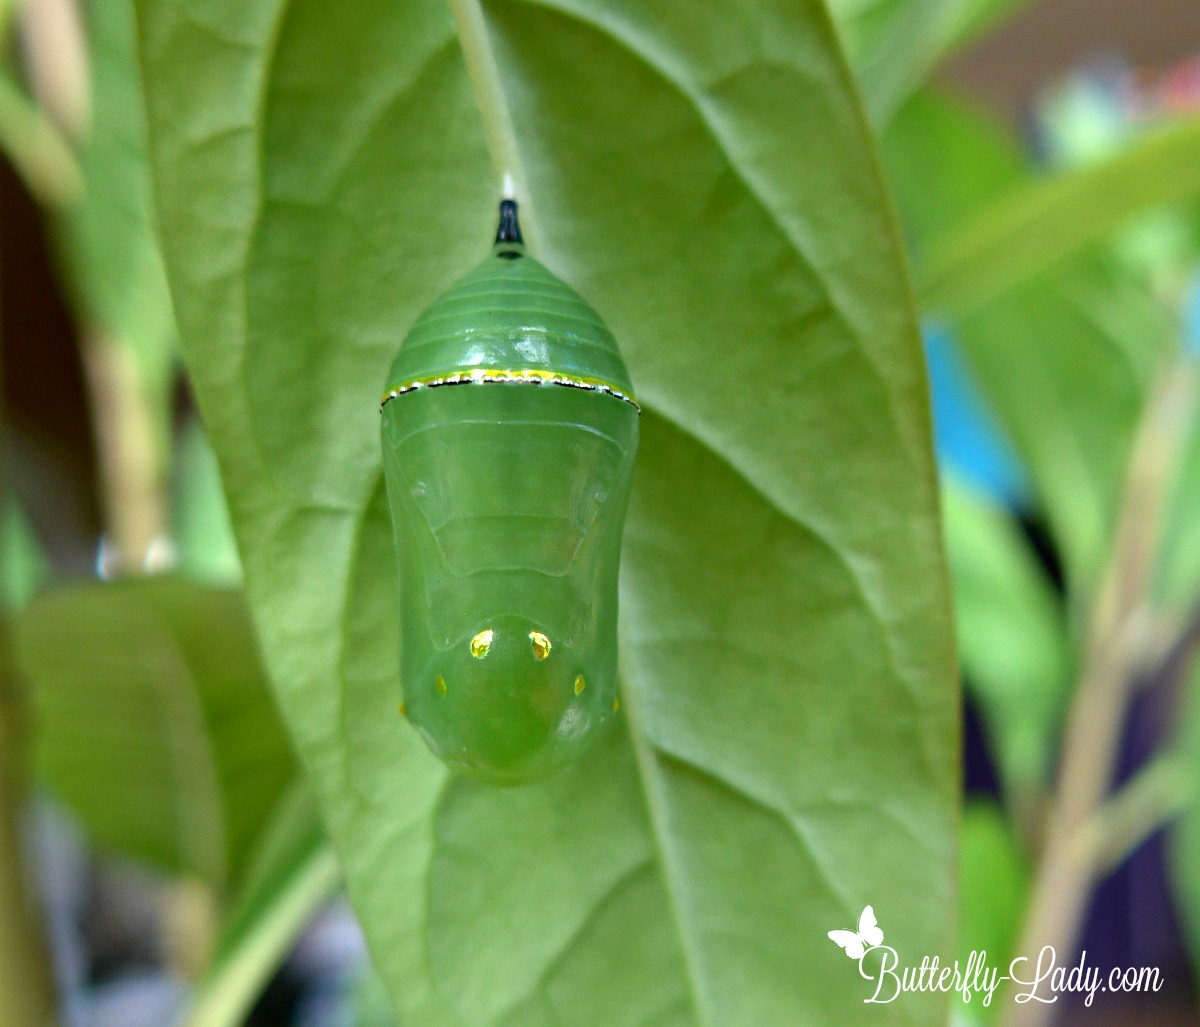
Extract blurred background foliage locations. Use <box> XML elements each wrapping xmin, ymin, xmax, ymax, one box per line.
<box><xmin>1</xmin><ymin>0</ymin><xmax>1200</xmax><ymax>1024</ymax></box>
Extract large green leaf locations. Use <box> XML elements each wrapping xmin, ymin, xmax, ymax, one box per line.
<box><xmin>886</xmin><ymin>90</ymin><xmax>1171</xmax><ymax>587</ymax></box>
<box><xmin>136</xmin><ymin>2</ymin><xmax>958</xmax><ymax>1024</ymax></box>
<box><xmin>16</xmin><ymin>578</ymin><xmax>295</xmax><ymax>885</ymax></box>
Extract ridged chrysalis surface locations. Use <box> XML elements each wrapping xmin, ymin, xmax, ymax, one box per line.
<box><xmin>380</xmin><ymin>201</ymin><xmax>639</xmax><ymax>784</ymax></box>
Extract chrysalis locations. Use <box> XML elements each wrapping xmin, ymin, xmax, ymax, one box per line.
<box><xmin>381</xmin><ymin>196</ymin><xmax>639</xmax><ymax>784</ymax></box>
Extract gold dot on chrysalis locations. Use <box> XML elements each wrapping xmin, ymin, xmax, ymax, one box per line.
<box><xmin>613</xmin><ymin>696</ymin><xmax>620</xmax><ymax>712</ymax></box>
<box><xmin>529</xmin><ymin>630</ymin><xmax>552</xmax><ymax>660</ymax></box>
<box><xmin>469</xmin><ymin>629</ymin><xmax>493</xmax><ymax>658</ymax></box>
<box><xmin>398</xmin><ymin>701</ymin><xmax>407</xmax><ymax>716</ymax></box>
<box><xmin>436</xmin><ymin>674</ymin><xmax>447</xmax><ymax>696</ymax></box>
<box><xmin>574</xmin><ymin>674</ymin><xmax>586</xmax><ymax>695</ymax></box>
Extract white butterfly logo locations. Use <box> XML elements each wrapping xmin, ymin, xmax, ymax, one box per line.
<box><xmin>827</xmin><ymin>904</ymin><xmax>884</xmax><ymax>960</ymax></box>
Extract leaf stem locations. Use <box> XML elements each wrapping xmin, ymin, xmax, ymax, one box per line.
<box><xmin>445</xmin><ymin>0</ymin><xmax>539</xmax><ymax>249</ymax></box>
<box><xmin>919</xmin><ymin>116</ymin><xmax>1200</xmax><ymax>318</ymax></box>
<box><xmin>0</xmin><ymin>73</ymin><xmax>83</xmax><ymax>207</ymax></box>
<box><xmin>1000</xmin><ymin>363</ymin><xmax>1197</xmax><ymax>1027</ymax></box>
<box><xmin>185</xmin><ymin>845</ymin><xmax>339</xmax><ymax>1027</ymax></box>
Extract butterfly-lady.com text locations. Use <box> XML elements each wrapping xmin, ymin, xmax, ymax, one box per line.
<box><xmin>859</xmin><ymin>945</ymin><xmax>1163</xmax><ymax>1007</ymax></box>
<box><xmin>828</xmin><ymin>907</ymin><xmax>1163</xmax><ymax>1007</ymax></box>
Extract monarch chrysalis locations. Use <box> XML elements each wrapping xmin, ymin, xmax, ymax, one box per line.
<box><xmin>381</xmin><ymin>196</ymin><xmax>639</xmax><ymax>784</ymax></box>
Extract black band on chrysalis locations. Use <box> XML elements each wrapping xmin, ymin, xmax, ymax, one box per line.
<box><xmin>495</xmin><ymin>199</ymin><xmax>524</xmax><ymax>253</ymax></box>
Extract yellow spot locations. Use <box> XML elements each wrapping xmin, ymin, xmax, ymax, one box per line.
<box><xmin>398</xmin><ymin>701</ymin><xmax>407</xmax><ymax>716</ymax></box>
<box><xmin>436</xmin><ymin>674</ymin><xmax>447</xmax><ymax>696</ymax></box>
<box><xmin>574</xmin><ymin>674</ymin><xmax>586</xmax><ymax>695</ymax></box>
<box><xmin>530</xmin><ymin>631</ymin><xmax>552</xmax><ymax>660</ymax></box>
<box><xmin>469</xmin><ymin>629</ymin><xmax>493</xmax><ymax>658</ymax></box>
<box><xmin>613</xmin><ymin>697</ymin><xmax>620</xmax><ymax>712</ymax></box>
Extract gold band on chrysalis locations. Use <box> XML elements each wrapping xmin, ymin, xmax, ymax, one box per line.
<box><xmin>380</xmin><ymin>368</ymin><xmax>640</xmax><ymax>413</ymax></box>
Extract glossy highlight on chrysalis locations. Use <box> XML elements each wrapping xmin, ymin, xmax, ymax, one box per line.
<box><xmin>379</xmin><ymin>194</ymin><xmax>639</xmax><ymax>784</ymax></box>
<box><xmin>469</xmin><ymin>629</ymin><xmax>493</xmax><ymax>658</ymax></box>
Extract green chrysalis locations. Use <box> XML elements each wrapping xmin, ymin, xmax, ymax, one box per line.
<box><xmin>381</xmin><ymin>197</ymin><xmax>639</xmax><ymax>784</ymax></box>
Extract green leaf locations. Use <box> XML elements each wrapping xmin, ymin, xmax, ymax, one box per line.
<box><xmin>918</xmin><ymin>114</ymin><xmax>1200</xmax><ymax>319</ymax></box>
<box><xmin>187</xmin><ymin>783</ymin><xmax>338</xmax><ymax>1027</ymax></box>
<box><xmin>942</xmin><ymin>476</ymin><xmax>1069</xmax><ymax>796</ymax></box>
<box><xmin>955</xmin><ymin>802</ymin><xmax>1027</xmax><ymax>1024</ymax></box>
<box><xmin>16</xmin><ymin>578</ymin><xmax>295</xmax><ymax>885</ymax></box>
<box><xmin>0</xmin><ymin>502</ymin><xmax>47</xmax><ymax>615</ymax></box>
<box><xmin>884</xmin><ymin>91</ymin><xmax>1023</xmax><ymax>239</ymax></box>
<box><xmin>827</xmin><ymin>0</ymin><xmax>1035</xmax><ymax>125</ymax></box>
<box><xmin>951</xmin><ymin>265</ymin><xmax>1168</xmax><ymax>586</ymax></box>
<box><xmin>137</xmin><ymin>2</ymin><xmax>959</xmax><ymax>1024</ymax></box>
<box><xmin>886</xmin><ymin>90</ymin><xmax>1171</xmax><ymax>585</ymax></box>
<box><xmin>347</xmin><ymin>964</ymin><xmax>401</xmax><ymax>1027</ymax></box>
<box><xmin>828</xmin><ymin>0</ymin><xmax>959</xmax><ymax>122</ymax></box>
<box><xmin>171</xmin><ymin>420</ymin><xmax>242</xmax><ymax>587</ymax></box>
<box><xmin>1156</xmin><ymin>393</ymin><xmax>1200</xmax><ymax>610</ymax></box>
<box><xmin>934</xmin><ymin>0</ymin><xmax>1037</xmax><ymax>55</ymax></box>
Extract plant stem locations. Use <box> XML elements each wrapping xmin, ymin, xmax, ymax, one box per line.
<box><xmin>1090</xmin><ymin>753</ymin><xmax>1191</xmax><ymax>878</ymax></box>
<box><xmin>1000</xmin><ymin>364</ymin><xmax>1196</xmax><ymax>1027</ymax></box>
<box><xmin>445</xmin><ymin>0</ymin><xmax>539</xmax><ymax>250</ymax></box>
<box><xmin>81</xmin><ymin>334</ymin><xmax>168</xmax><ymax>573</ymax></box>
<box><xmin>17</xmin><ymin>0</ymin><xmax>89</xmax><ymax>141</ymax></box>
